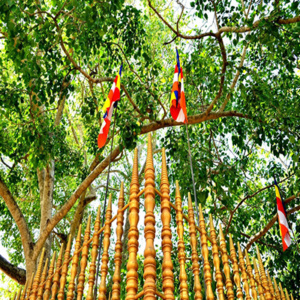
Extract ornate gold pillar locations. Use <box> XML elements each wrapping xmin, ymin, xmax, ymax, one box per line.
<box><xmin>209</xmin><ymin>215</ymin><xmax>224</xmax><ymax>300</ymax></box>
<box><xmin>175</xmin><ymin>181</ymin><xmax>189</xmax><ymax>300</ymax></box>
<box><xmin>253</xmin><ymin>259</ymin><xmax>265</xmax><ymax>300</ymax></box>
<box><xmin>50</xmin><ymin>244</ymin><xmax>64</xmax><ymax>300</ymax></box>
<box><xmin>237</xmin><ymin>242</ymin><xmax>251</xmax><ymax>300</ymax></box>
<box><xmin>245</xmin><ymin>250</ymin><xmax>257</xmax><ymax>300</ymax></box>
<box><xmin>188</xmin><ymin>193</ymin><xmax>202</xmax><ymax>300</ymax></box>
<box><xmin>256</xmin><ymin>245</ymin><xmax>272</xmax><ymax>300</ymax></box>
<box><xmin>30</xmin><ymin>248</ymin><xmax>45</xmax><ymax>300</ymax></box>
<box><xmin>219</xmin><ymin>224</ymin><xmax>234</xmax><ymax>300</ymax></box>
<box><xmin>67</xmin><ymin>226</ymin><xmax>82</xmax><ymax>300</ymax></box>
<box><xmin>37</xmin><ymin>257</ymin><xmax>48</xmax><ymax>300</ymax></box>
<box><xmin>273</xmin><ymin>278</ymin><xmax>281</xmax><ymax>300</ymax></box>
<box><xmin>199</xmin><ymin>204</ymin><xmax>214</xmax><ymax>300</ymax></box>
<box><xmin>98</xmin><ymin>194</ymin><xmax>113</xmax><ymax>300</ymax></box>
<box><xmin>126</xmin><ymin>147</ymin><xmax>140</xmax><ymax>300</ymax></box>
<box><xmin>228</xmin><ymin>235</ymin><xmax>243</xmax><ymax>300</ymax></box>
<box><xmin>112</xmin><ymin>182</ymin><xmax>125</xmax><ymax>300</ymax></box>
<box><xmin>267</xmin><ymin>271</ymin><xmax>276</xmax><ymax>300</ymax></box>
<box><xmin>160</xmin><ymin>148</ymin><xmax>174</xmax><ymax>300</ymax></box>
<box><xmin>57</xmin><ymin>235</ymin><xmax>72</xmax><ymax>300</ymax></box>
<box><xmin>44</xmin><ymin>251</ymin><xmax>56</xmax><ymax>300</ymax></box>
<box><xmin>86</xmin><ymin>206</ymin><xmax>101</xmax><ymax>300</ymax></box>
<box><xmin>143</xmin><ymin>133</ymin><xmax>157</xmax><ymax>300</ymax></box>
<box><xmin>77</xmin><ymin>215</ymin><xmax>91</xmax><ymax>300</ymax></box>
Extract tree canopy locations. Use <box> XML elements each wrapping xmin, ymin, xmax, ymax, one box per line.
<box><xmin>0</xmin><ymin>0</ymin><xmax>299</xmax><ymax>297</ymax></box>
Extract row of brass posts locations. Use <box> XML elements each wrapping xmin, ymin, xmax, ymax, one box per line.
<box><xmin>12</xmin><ymin>134</ymin><xmax>295</xmax><ymax>300</ymax></box>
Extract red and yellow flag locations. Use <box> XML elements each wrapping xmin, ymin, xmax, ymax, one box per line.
<box><xmin>98</xmin><ymin>65</ymin><xmax>122</xmax><ymax>148</ymax></box>
<box><xmin>274</xmin><ymin>181</ymin><xmax>291</xmax><ymax>251</ymax></box>
<box><xmin>170</xmin><ymin>49</ymin><xmax>188</xmax><ymax>123</ymax></box>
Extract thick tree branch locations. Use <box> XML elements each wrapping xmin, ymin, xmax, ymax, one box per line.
<box><xmin>0</xmin><ymin>177</ymin><xmax>33</xmax><ymax>258</ymax></box>
<box><xmin>147</xmin><ymin>2</ymin><xmax>300</xmax><ymax>39</ymax></box>
<box><xmin>204</xmin><ymin>36</ymin><xmax>227</xmax><ymax>115</ymax></box>
<box><xmin>226</xmin><ymin>175</ymin><xmax>295</xmax><ymax>233</ymax></box>
<box><xmin>0</xmin><ymin>255</ymin><xmax>26</xmax><ymax>285</ymax></box>
<box><xmin>33</xmin><ymin>144</ymin><xmax>123</xmax><ymax>259</ymax></box>
<box><xmin>219</xmin><ymin>44</ymin><xmax>248</xmax><ymax>112</ymax></box>
<box><xmin>245</xmin><ymin>203</ymin><xmax>300</xmax><ymax>251</ymax></box>
<box><xmin>141</xmin><ymin>110</ymin><xmax>249</xmax><ymax>133</ymax></box>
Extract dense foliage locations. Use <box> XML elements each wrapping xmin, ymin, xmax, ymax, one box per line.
<box><xmin>0</xmin><ymin>0</ymin><xmax>299</xmax><ymax>298</ymax></box>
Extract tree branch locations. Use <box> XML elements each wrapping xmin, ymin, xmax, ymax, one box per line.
<box><xmin>147</xmin><ymin>2</ymin><xmax>300</xmax><ymax>39</ymax></box>
<box><xmin>32</xmin><ymin>144</ymin><xmax>123</xmax><ymax>259</ymax></box>
<box><xmin>245</xmin><ymin>204</ymin><xmax>300</xmax><ymax>251</ymax></box>
<box><xmin>0</xmin><ymin>255</ymin><xmax>26</xmax><ymax>285</ymax></box>
<box><xmin>0</xmin><ymin>177</ymin><xmax>33</xmax><ymax>258</ymax></box>
<box><xmin>219</xmin><ymin>44</ymin><xmax>248</xmax><ymax>112</ymax></box>
<box><xmin>226</xmin><ymin>175</ymin><xmax>295</xmax><ymax>233</ymax></box>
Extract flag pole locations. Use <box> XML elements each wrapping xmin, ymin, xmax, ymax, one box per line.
<box><xmin>94</xmin><ymin>106</ymin><xmax>118</xmax><ymax>300</ymax></box>
<box><xmin>185</xmin><ymin>122</ymin><xmax>200</xmax><ymax>226</ymax></box>
<box><xmin>185</xmin><ymin>121</ymin><xmax>208</xmax><ymax>295</ymax></box>
<box><xmin>274</xmin><ymin>176</ymin><xmax>300</xmax><ymax>253</ymax></box>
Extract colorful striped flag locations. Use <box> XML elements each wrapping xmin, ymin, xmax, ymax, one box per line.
<box><xmin>170</xmin><ymin>49</ymin><xmax>188</xmax><ymax>123</ymax></box>
<box><xmin>274</xmin><ymin>181</ymin><xmax>291</xmax><ymax>251</ymax></box>
<box><xmin>98</xmin><ymin>65</ymin><xmax>122</xmax><ymax>148</ymax></box>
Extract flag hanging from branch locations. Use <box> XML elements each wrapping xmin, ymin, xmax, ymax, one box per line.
<box><xmin>98</xmin><ymin>65</ymin><xmax>122</xmax><ymax>148</ymax></box>
<box><xmin>170</xmin><ymin>49</ymin><xmax>188</xmax><ymax>123</ymax></box>
<box><xmin>274</xmin><ymin>180</ymin><xmax>291</xmax><ymax>251</ymax></box>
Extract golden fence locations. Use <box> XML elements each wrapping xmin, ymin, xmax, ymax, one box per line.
<box><xmin>11</xmin><ymin>134</ymin><xmax>294</xmax><ymax>300</ymax></box>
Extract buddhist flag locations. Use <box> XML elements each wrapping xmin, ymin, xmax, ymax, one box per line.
<box><xmin>98</xmin><ymin>65</ymin><xmax>122</xmax><ymax>148</ymax></box>
<box><xmin>274</xmin><ymin>180</ymin><xmax>291</xmax><ymax>251</ymax></box>
<box><xmin>170</xmin><ymin>49</ymin><xmax>188</xmax><ymax>123</ymax></box>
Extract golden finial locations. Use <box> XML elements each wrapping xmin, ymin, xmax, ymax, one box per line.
<box><xmin>112</xmin><ymin>182</ymin><xmax>125</xmax><ymax>300</ymax></box>
<box><xmin>125</xmin><ymin>146</ymin><xmax>140</xmax><ymax>300</ymax></box>
<box><xmin>285</xmin><ymin>289</ymin><xmax>290</xmax><ymax>300</ymax></box>
<box><xmin>30</xmin><ymin>248</ymin><xmax>45</xmax><ymax>300</ymax></box>
<box><xmin>175</xmin><ymin>181</ymin><xmax>189</xmax><ymax>300</ymax></box>
<box><xmin>219</xmin><ymin>224</ymin><xmax>234</xmax><ymax>300</ymax></box>
<box><xmin>67</xmin><ymin>225</ymin><xmax>82</xmax><ymax>300</ymax></box>
<box><xmin>188</xmin><ymin>193</ymin><xmax>202</xmax><ymax>300</ymax></box>
<box><xmin>98</xmin><ymin>194</ymin><xmax>113</xmax><ymax>300</ymax></box>
<box><xmin>267</xmin><ymin>271</ymin><xmax>275</xmax><ymax>300</ymax></box>
<box><xmin>237</xmin><ymin>242</ymin><xmax>251</xmax><ymax>300</ymax></box>
<box><xmin>26</xmin><ymin>273</ymin><xmax>35</xmax><ymax>299</ymax></box>
<box><xmin>229</xmin><ymin>235</ymin><xmax>243</xmax><ymax>300</ymax></box>
<box><xmin>256</xmin><ymin>245</ymin><xmax>272</xmax><ymax>300</ymax></box>
<box><xmin>57</xmin><ymin>235</ymin><xmax>72</xmax><ymax>300</ymax></box>
<box><xmin>160</xmin><ymin>148</ymin><xmax>175</xmax><ymax>300</ymax></box>
<box><xmin>143</xmin><ymin>133</ymin><xmax>157</xmax><ymax>300</ymax></box>
<box><xmin>199</xmin><ymin>204</ymin><xmax>214</xmax><ymax>300</ymax></box>
<box><xmin>273</xmin><ymin>278</ymin><xmax>281</xmax><ymax>300</ymax></box>
<box><xmin>16</xmin><ymin>287</ymin><xmax>23</xmax><ymax>300</ymax></box>
<box><xmin>44</xmin><ymin>251</ymin><xmax>56</xmax><ymax>300</ymax></box>
<box><xmin>279</xmin><ymin>283</ymin><xmax>286</xmax><ymax>300</ymax></box>
<box><xmin>77</xmin><ymin>215</ymin><xmax>91</xmax><ymax>300</ymax></box>
<box><xmin>253</xmin><ymin>258</ymin><xmax>265</xmax><ymax>300</ymax></box>
<box><xmin>245</xmin><ymin>250</ymin><xmax>257</xmax><ymax>300</ymax></box>
<box><xmin>290</xmin><ymin>294</ymin><xmax>294</xmax><ymax>300</ymax></box>
<box><xmin>20</xmin><ymin>280</ymin><xmax>28</xmax><ymax>300</ymax></box>
<box><xmin>209</xmin><ymin>214</ymin><xmax>224</xmax><ymax>300</ymax></box>
<box><xmin>86</xmin><ymin>206</ymin><xmax>101</xmax><ymax>300</ymax></box>
<box><xmin>36</xmin><ymin>257</ymin><xmax>48</xmax><ymax>300</ymax></box>
<box><xmin>50</xmin><ymin>243</ymin><xmax>64</xmax><ymax>300</ymax></box>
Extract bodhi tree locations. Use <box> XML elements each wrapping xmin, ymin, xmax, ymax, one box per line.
<box><xmin>0</xmin><ymin>0</ymin><xmax>299</xmax><ymax>296</ymax></box>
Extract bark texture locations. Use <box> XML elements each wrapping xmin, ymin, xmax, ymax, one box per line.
<box><xmin>0</xmin><ymin>254</ymin><xmax>26</xmax><ymax>284</ymax></box>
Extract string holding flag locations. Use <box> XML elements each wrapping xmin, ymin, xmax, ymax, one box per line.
<box><xmin>274</xmin><ymin>179</ymin><xmax>291</xmax><ymax>251</ymax></box>
<box><xmin>98</xmin><ymin>64</ymin><xmax>123</xmax><ymax>149</ymax></box>
<box><xmin>94</xmin><ymin>64</ymin><xmax>122</xmax><ymax>299</ymax></box>
<box><xmin>170</xmin><ymin>48</ymin><xmax>207</xmax><ymax>293</ymax></box>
